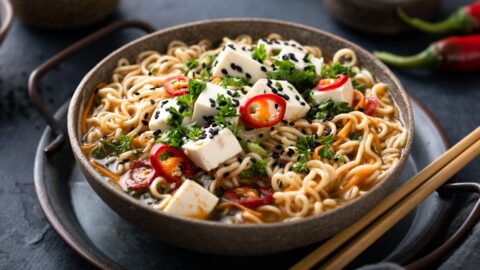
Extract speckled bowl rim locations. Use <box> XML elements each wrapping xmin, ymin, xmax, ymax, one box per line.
<box><xmin>68</xmin><ymin>18</ymin><xmax>414</xmax><ymax>230</ymax></box>
<box><xmin>0</xmin><ymin>0</ymin><xmax>13</xmax><ymax>44</ymax></box>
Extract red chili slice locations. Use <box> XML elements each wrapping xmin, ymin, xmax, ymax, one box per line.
<box><xmin>316</xmin><ymin>74</ymin><xmax>349</xmax><ymax>91</ymax></box>
<box><xmin>223</xmin><ymin>185</ymin><xmax>274</xmax><ymax>209</ymax></box>
<box><xmin>240</xmin><ymin>94</ymin><xmax>287</xmax><ymax>128</ymax></box>
<box><xmin>163</xmin><ymin>75</ymin><xmax>189</xmax><ymax>96</ymax></box>
<box><xmin>125</xmin><ymin>159</ymin><xmax>157</xmax><ymax>190</ymax></box>
<box><xmin>364</xmin><ymin>97</ymin><xmax>378</xmax><ymax>115</ymax></box>
<box><xmin>149</xmin><ymin>144</ymin><xmax>196</xmax><ymax>188</ymax></box>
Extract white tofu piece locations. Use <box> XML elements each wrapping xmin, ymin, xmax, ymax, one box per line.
<box><xmin>311</xmin><ymin>77</ymin><xmax>354</xmax><ymax>106</ymax></box>
<box><xmin>191</xmin><ymin>83</ymin><xmax>243</xmax><ymax>126</ymax></box>
<box><xmin>182</xmin><ymin>126</ymin><xmax>242</xmax><ymax>171</ymax></box>
<box><xmin>276</xmin><ymin>49</ymin><xmax>324</xmax><ymax>75</ymax></box>
<box><xmin>211</xmin><ymin>42</ymin><xmax>270</xmax><ymax>82</ymax></box>
<box><xmin>149</xmin><ymin>98</ymin><xmax>188</xmax><ymax>132</ymax></box>
<box><xmin>246</xmin><ymin>79</ymin><xmax>310</xmax><ymax>122</ymax></box>
<box><xmin>163</xmin><ymin>180</ymin><xmax>219</xmax><ymax>219</ymax></box>
<box><xmin>257</xmin><ymin>38</ymin><xmax>306</xmax><ymax>55</ymax></box>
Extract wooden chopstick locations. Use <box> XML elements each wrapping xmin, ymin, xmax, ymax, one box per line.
<box><xmin>321</xmin><ymin>139</ymin><xmax>480</xmax><ymax>270</ymax></box>
<box><xmin>291</xmin><ymin>127</ymin><xmax>480</xmax><ymax>270</ymax></box>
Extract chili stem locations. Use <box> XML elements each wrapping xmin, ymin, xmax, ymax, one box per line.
<box><xmin>374</xmin><ymin>46</ymin><xmax>440</xmax><ymax>69</ymax></box>
<box><xmin>397</xmin><ymin>8</ymin><xmax>470</xmax><ymax>34</ymax></box>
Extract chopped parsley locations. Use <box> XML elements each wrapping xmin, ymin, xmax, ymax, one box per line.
<box><xmin>321</xmin><ymin>63</ymin><xmax>356</xmax><ymax>79</ymax></box>
<box><xmin>292</xmin><ymin>134</ymin><xmax>343</xmax><ymax>173</ymax></box>
<box><xmin>240</xmin><ymin>159</ymin><xmax>268</xmax><ymax>178</ymax></box>
<box><xmin>352</xmin><ymin>80</ymin><xmax>366</xmax><ymax>92</ymax></box>
<box><xmin>214</xmin><ymin>94</ymin><xmax>239</xmax><ymax>133</ymax></box>
<box><xmin>149</xmin><ymin>66</ymin><xmax>158</xmax><ymax>76</ymax></box>
<box><xmin>252</xmin><ymin>43</ymin><xmax>267</xmax><ymax>63</ymax></box>
<box><xmin>306</xmin><ymin>98</ymin><xmax>353</xmax><ymax>122</ymax></box>
<box><xmin>350</xmin><ymin>133</ymin><xmax>363</xmax><ymax>141</ymax></box>
<box><xmin>91</xmin><ymin>132</ymin><xmax>136</xmax><ymax>159</ymax></box>
<box><xmin>184</xmin><ymin>59</ymin><xmax>199</xmax><ymax>74</ymax></box>
<box><xmin>220</xmin><ymin>76</ymin><xmax>248</xmax><ymax>88</ymax></box>
<box><xmin>267</xmin><ymin>59</ymin><xmax>317</xmax><ymax>93</ymax></box>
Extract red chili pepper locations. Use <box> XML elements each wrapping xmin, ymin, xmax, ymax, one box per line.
<box><xmin>163</xmin><ymin>75</ymin><xmax>189</xmax><ymax>96</ymax></box>
<box><xmin>398</xmin><ymin>2</ymin><xmax>480</xmax><ymax>34</ymax></box>
<box><xmin>316</xmin><ymin>74</ymin><xmax>349</xmax><ymax>91</ymax></box>
<box><xmin>125</xmin><ymin>159</ymin><xmax>157</xmax><ymax>190</ymax></box>
<box><xmin>240</xmin><ymin>94</ymin><xmax>287</xmax><ymax>128</ymax></box>
<box><xmin>374</xmin><ymin>35</ymin><xmax>480</xmax><ymax>71</ymax></box>
<box><xmin>223</xmin><ymin>185</ymin><xmax>274</xmax><ymax>209</ymax></box>
<box><xmin>149</xmin><ymin>144</ymin><xmax>196</xmax><ymax>188</ymax></box>
<box><xmin>364</xmin><ymin>97</ymin><xmax>378</xmax><ymax>116</ymax></box>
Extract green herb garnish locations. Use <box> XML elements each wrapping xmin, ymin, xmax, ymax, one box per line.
<box><xmin>240</xmin><ymin>159</ymin><xmax>268</xmax><ymax>178</ymax></box>
<box><xmin>91</xmin><ymin>132</ymin><xmax>136</xmax><ymax>159</ymax></box>
<box><xmin>306</xmin><ymin>98</ymin><xmax>353</xmax><ymax>121</ymax></box>
<box><xmin>214</xmin><ymin>94</ymin><xmax>239</xmax><ymax>134</ymax></box>
<box><xmin>267</xmin><ymin>59</ymin><xmax>317</xmax><ymax>93</ymax></box>
<box><xmin>252</xmin><ymin>43</ymin><xmax>267</xmax><ymax>63</ymax></box>
<box><xmin>184</xmin><ymin>59</ymin><xmax>199</xmax><ymax>74</ymax></box>
<box><xmin>321</xmin><ymin>63</ymin><xmax>356</xmax><ymax>79</ymax></box>
<box><xmin>220</xmin><ymin>76</ymin><xmax>248</xmax><ymax>88</ymax></box>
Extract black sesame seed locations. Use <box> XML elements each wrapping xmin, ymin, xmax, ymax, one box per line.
<box><xmin>223</xmin><ymin>172</ymin><xmax>230</xmax><ymax>177</ymax></box>
<box><xmin>275</xmin><ymin>144</ymin><xmax>282</xmax><ymax>150</ymax></box>
<box><xmin>221</xmin><ymin>69</ymin><xmax>228</xmax><ymax>75</ymax></box>
<box><xmin>300</xmin><ymin>102</ymin><xmax>306</xmax><ymax>106</ymax></box>
<box><xmin>227</xmin><ymin>44</ymin><xmax>235</xmax><ymax>50</ymax></box>
<box><xmin>287</xmin><ymin>148</ymin><xmax>295</xmax><ymax>156</ymax></box>
<box><xmin>144</xmin><ymin>112</ymin><xmax>149</xmax><ymax>119</ymax></box>
<box><xmin>274</xmin><ymin>103</ymin><xmax>279</xmax><ymax>109</ymax></box>
<box><xmin>134</xmin><ymin>92</ymin><xmax>140</xmax><ymax>96</ymax></box>
<box><xmin>245</xmin><ymin>73</ymin><xmax>251</xmax><ymax>79</ymax></box>
<box><xmin>210</xmin><ymin>175</ymin><xmax>216</xmax><ymax>180</ymax></box>
<box><xmin>272</xmin><ymin>152</ymin><xmax>280</xmax><ymax>159</ymax></box>
<box><xmin>259</xmin><ymin>133</ymin><xmax>264</xmax><ymax>138</ymax></box>
<box><xmin>153</xmin><ymin>130</ymin><xmax>161</xmax><ymax>136</ymax></box>
<box><xmin>150</xmin><ymin>99</ymin><xmax>155</xmax><ymax>105</ymax></box>
<box><xmin>209</xmin><ymin>98</ymin><xmax>215</xmax><ymax>103</ymax></box>
<box><xmin>295</xmin><ymin>95</ymin><xmax>300</xmax><ymax>101</ymax></box>
<box><xmin>142</xmin><ymin>120</ymin><xmax>148</xmax><ymax>126</ymax></box>
<box><xmin>261</xmin><ymin>66</ymin><xmax>267</xmax><ymax>72</ymax></box>
<box><xmin>230</xmin><ymin>63</ymin><xmax>236</xmax><ymax>69</ymax></box>
<box><xmin>236</xmin><ymin>65</ymin><xmax>243</xmax><ymax>72</ymax></box>
<box><xmin>271</xmin><ymin>127</ymin><xmax>275</xmax><ymax>131</ymax></box>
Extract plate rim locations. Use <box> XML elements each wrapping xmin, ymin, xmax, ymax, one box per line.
<box><xmin>33</xmin><ymin>94</ymin><xmax>450</xmax><ymax>269</ymax></box>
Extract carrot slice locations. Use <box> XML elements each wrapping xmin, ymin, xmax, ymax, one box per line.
<box><xmin>353</xmin><ymin>90</ymin><xmax>365</xmax><ymax>111</ymax></box>
<box><xmin>90</xmin><ymin>161</ymin><xmax>120</xmax><ymax>181</ymax></box>
<box><xmin>334</xmin><ymin>120</ymin><xmax>353</xmax><ymax>146</ymax></box>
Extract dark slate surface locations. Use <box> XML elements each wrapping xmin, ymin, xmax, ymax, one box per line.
<box><xmin>0</xmin><ymin>0</ymin><xmax>478</xmax><ymax>269</ymax></box>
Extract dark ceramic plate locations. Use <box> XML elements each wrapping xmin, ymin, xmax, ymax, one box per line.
<box><xmin>34</xmin><ymin>95</ymin><xmax>449</xmax><ymax>269</ymax></box>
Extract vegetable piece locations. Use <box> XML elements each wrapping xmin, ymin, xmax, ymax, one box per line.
<box><xmin>223</xmin><ymin>185</ymin><xmax>274</xmax><ymax>208</ymax></box>
<box><xmin>149</xmin><ymin>144</ymin><xmax>196</xmax><ymax>188</ymax></box>
<box><xmin>267</xmin><ymin>59</ymin><xmax>318</xmax><ymax>92</ymax></box>
<box><xmin>397</xmin><ymin>3</ymin><xmax>480</xmax><ymax>34</ymax></box>
<box><xmin>364</xmin><ymin>97</ymin><xmax>378</xmax><ymax>115</ymax></box>
<box><xmin>374</xmin><ymin>35</ymin><xmax>480</xmax><ymax>70</ymax></box>
<box><xmin>240</xmin><ymin>94</ymin><xmax>287</xmax><ymax>128</ymax></box>
<box><xmin>239</xmin><ymin>159</ymin><xmax>268</xmax><ymax>178</ymax></box>
<box><xmin>214</xmin><ymin>94</ymin><xmax>239</xmax><ymax>133</ymax></box>
<box><xmin>306</xmin><ymin>98</ymin><xmax>353</xmax><ymax>122</ymax></box>
<box><xmin>125</xmin><ymin>159</ymin><xmax>157</xmax><ymax>190</ymax></box>
<box><xmin>163</xmin><ymin>75</ymin><xmax>190</xmax><ymax>96</ymax></box>
<box><xmin>246</xmin><ymin>143</ymin><xmax>268</xmax><ymax>158</ymax></box>
<box><xmin>321</xmin><ymin>63</ymin><xmax>356</xmax><ymax>79</ymax></box>
<box><xmin>184</xmin><ymin>59</ymin><xmax>198</xmax><ymax>74</ymax></box>
<box><xmin>252</xmin><ymin>43</ymin><xmax>267</xmax><ymax>63</ymax></box>
<box><xmin>91</xmin><ymin>132</ymin><xmax>136</xmax><ymax>159</ymax></box>
<box><xmin>220</xmin><ymin>76</ymin><xmax>248</xmax><ymax>87</ymax></box>
<box><xmin>316</xmin><ymin>74</ymin><xmax>349</xmax><ymax>91</ymax></box>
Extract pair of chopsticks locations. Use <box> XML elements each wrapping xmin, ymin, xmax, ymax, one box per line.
<box><xmin>292</xmin><ymin>127</ymin><xmax>480</xmax><ymax>270</ymax></box>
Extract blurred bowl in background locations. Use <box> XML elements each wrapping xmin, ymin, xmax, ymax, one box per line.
<box><xmin>9</xmin><ymin>0</ymin><xmax>118</xmax><ymax>29</ymax></box>
<box><xmin>0</xmin><ymin>0</ymin><xmax>13</xmax><ymax>46</ymax></box>
<box><xmin>325</xmin><ymin>0</ymin><xmax>441</xmax><ymax>34</ymax></box>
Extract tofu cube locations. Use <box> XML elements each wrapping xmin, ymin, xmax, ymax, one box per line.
<box><xmin>163</xmin><ymin>180</ymin><xmax>219</xmax><ymax>219</ymax></box>
<box><xmin>311</xmin><ymin>77</ymin><xmax>354</xmax><ymax>106</ymax></box>
<box><xmin>149</xmin><ymin>98</ymin><xmax>188</xmax><ymax>132</ymax></box>
<box><xmin>257</xmin><ymin>38</ymin><xmax>306</xmax><ymax>55</ymax></box>
<box><xmin>182</xmin><ymin>126</ymin><xmax>242</xmax><ymax>171</ymax></box>
<box><xmin>246</xmin><ymin>79</ymin><xmax>311</xmax><ymax>122</ymax></box>
<box><xmin>276</xmin><ymin>49</ymin><xmax>324</xmax><ymax>76</ymax></box>
<box><xmin>211</xmin><ymin>42</ymin><xmax>270</xmax><ymax>82</ymax></box>
<box><xmin>191</xmin><ymin>83</ymin><xmax>243</xmax><ymax>126</ymax></box>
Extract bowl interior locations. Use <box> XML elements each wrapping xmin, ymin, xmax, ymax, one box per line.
<box><xmin>67</xmin><ymin>18</ymin><xmax>413</xmax><ymax>254</ymax></box>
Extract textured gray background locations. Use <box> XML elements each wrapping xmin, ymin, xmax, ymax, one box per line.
<box><xmin>0</xmin><ymin>0</ymin><xmax>478</xmax><ymax>269</ymax></box>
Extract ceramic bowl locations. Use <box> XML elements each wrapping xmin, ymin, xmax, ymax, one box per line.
<box><xmin>9</xmin><ymin>0</ymin><xmax>118</xmax><ymax>29</ymax></box>
<box><xmin>325</xmin><ymin>0</ymin><xmax>441</xmax><ymax>34</ymax></box>
<box><xmin>0</xmin><ymin>0</ymin><xmax>13</xmax><ymax>46</ymax></box>
<box><xmin>68</xmin><ymin>18</ymin><xmax>414</xmax><ymax>255</ymax></box>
